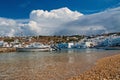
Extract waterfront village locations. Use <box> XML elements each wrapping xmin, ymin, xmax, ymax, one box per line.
<box><xmin>0</xmin><ymin>32</ymin><xmax>120</xmax><ymax>52</ymax></box>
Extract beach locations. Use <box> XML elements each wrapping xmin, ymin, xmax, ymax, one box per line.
<box><xmin>68</xmin><ymin>54</ymin><xmax>120</xmax><ymax>80</ymax></box>
<box><xmin>0</xmin><ymin>50</ymin><xmax>119</xmax><ymax>80</ymax></box>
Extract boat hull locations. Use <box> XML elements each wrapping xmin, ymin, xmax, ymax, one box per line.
<box><xmin>96</xmin><ymin>47</ymin><xmax>120</xmax><ymax>50</ymax></box>
<box><xmin>104</xmin><ymin>47</ymin><xmax>120</xmax><ymax>50</ymax></box>
<box><xmin>16</xmin><ymin>47</ymin><xmax>50</xmax><ymax>52</ymax></box>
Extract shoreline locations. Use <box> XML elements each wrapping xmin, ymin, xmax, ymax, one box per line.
<box><xmin>68</xmin><ymin>54</ymin><xmax>120</xmax><ymax>80</ymax></box>
<box><xmin>0</xmin><ymin>47</ymin><xmax>16</xmax><ymax>53</ymax></box>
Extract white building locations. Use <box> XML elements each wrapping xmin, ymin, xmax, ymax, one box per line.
<box><xmin>68</xmin><ymin>43</ymin><xmax>74</xmax><ymax>48</ymax></box>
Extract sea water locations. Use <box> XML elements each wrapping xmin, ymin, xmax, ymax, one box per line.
<box><xmin>0</xmin><ymin>49</ymin><xmax>120</xmax><ymax>80</ymax></box>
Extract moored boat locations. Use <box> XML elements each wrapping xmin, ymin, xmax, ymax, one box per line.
<box><xmin>96</xmin><ymin>47</ymin><xmax>120</xmax><ymax>50</ymax></box>
<box><xmin>104</xmin><ymin>47</ymin><xmax>120</xmax><ymax>50</ymax></box>
<box><xmin>16</xmin><ymin>47</ymin><xmax>50</xmax><ymax>52</ymax></box>
<box><xmin>16</xmin><ymin>42</ymin><xmax>51</xmax><ymax>52</ymax></box>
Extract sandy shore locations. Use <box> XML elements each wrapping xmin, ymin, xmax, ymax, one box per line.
<box><xmin>68</xmin><ymin>54</ymin><xmax>120</xmax><ymax>80</ymax></box>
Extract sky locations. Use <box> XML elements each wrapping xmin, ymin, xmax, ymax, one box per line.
<box><xmin>0</xmin><ymin>0</ymin><xmax>120</xmax><ymax>19</ymax></box>
<box><xmin>0</xmin><ymin>0</ymin><xmax>120</xmax><ymax>36</ymax></box>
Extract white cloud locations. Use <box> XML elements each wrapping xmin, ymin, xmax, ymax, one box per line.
<box><xmin>0</xmin><ymin>18</ymin><xmax>19</xmax><ymax>36</ymax></box>
<box><xmin>30</xmin><ymin>7</ymin><xmax>82</xmax><ymax>22</ymax></box>
<box><xmin>60</xmin><ymin>7</ymin><xmax>120</xmax><ymax>35</ymax></box>
<box><xmin>0</xmin><ymin>7</ymin><xmax>120</xmax><ymax>36</ymax></box>
<box><xmin>28</xmin><ymin>7</ymin><xmax>83</xmax><ymax>35</ymax></box>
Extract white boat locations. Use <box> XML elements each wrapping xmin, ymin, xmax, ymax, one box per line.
<box><xmin>16</xmin><ymin>42</ymin><xmax>51</xmax><ymax>52</ymax></box>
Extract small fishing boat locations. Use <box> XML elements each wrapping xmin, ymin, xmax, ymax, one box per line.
<box><xmin>16</xmin><ymin>42</ymin><xmax>51</xmax><ymax>52</ymax></box>
<box><xmin>104</xmin><ymin>47</ymin><xmax>120</xmax><ymax>50</ymax></box>
<box><xmin>96</xmin><ymin>47</ymin><xmax>120</xmax><ymax>50</ymax></box>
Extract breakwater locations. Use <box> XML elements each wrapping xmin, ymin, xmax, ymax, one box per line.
<box><xmin>0</xmin><ymin>47</ymin><xmax>16</xmax><ymax>53</ymax></box>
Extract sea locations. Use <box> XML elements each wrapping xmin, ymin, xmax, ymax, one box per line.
<box><xmin>0</xmin><ymin>49</ymin><xmax>120</xmax><ymax>80</ymax></box>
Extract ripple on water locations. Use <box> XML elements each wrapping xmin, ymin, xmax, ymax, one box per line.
<box><xmin>0</xmin><ymin>49</ymin><xmax>120</xmax><ymax>80</ymax></box>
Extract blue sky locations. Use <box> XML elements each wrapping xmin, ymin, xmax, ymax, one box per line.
<box><xmin>0</xmin><ymin>0</ymin><xmax>120</xmax><ymax>36</ymax></box>
<box><xmin>0</xmin><ymin>0</ymin><xmax>120</xmax><ymax>19</ymax></box>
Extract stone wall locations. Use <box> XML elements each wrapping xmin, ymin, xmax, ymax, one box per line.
<box><xmin>0</xmin><ymin>47</ymin><xmax>16</xmax><ymax>53</ymax></box>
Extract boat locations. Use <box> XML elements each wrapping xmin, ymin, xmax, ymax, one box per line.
<box><xmin>16</xmin><ymin>42</ymin><xmax>51</xmax><ymax>52</ymax></box>
<box><xmin>96</xmin><ymin>47</ymin><xmax>120</xmax><ymax>50</ymax></box>
<box><xmin>104</xmin><ymin>47</ymin><xmax>120</xmax><ymax>50</ymax></box>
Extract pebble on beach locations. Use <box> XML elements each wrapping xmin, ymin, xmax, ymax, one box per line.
<box><xmin>0</xmin><ymin>51</ymin><xmax>120</xmax><ymax>80</ymax></box>
<box><xmin>68</xmin><ymin>54</ymin><xmax>120</xmax><ymax>80</ymax></box>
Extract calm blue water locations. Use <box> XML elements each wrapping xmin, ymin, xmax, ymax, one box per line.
<box><xmin>0</xmin><ymin>49</ymin><xmax>120</xmax><ymax>80</ymax></box>
<box><xmin>0</xmin><ymin>49</ymin><xmax>119</xmax><ymax>62</ymax></box>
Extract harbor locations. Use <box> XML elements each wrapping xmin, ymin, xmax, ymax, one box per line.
<box><xmin>1</xmin><ymin>33</ymin><xmax>120</xmax><ymax>53</ymax></box>
<box><xmin>0</xmin><ymin>33</ymin><xmax>120</xmax><ymax>80</ymax></box>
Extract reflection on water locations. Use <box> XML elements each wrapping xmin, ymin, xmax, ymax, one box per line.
<box><xmin>0</xmin><ymin>49</ymin><xmax>120</xmax><ymax>80</ymax></box>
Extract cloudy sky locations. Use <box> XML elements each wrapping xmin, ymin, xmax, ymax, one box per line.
<box><xmin>0</xmin><ymin>0</ymin><xmax>120</xmax><ymax>36</ymax></box>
